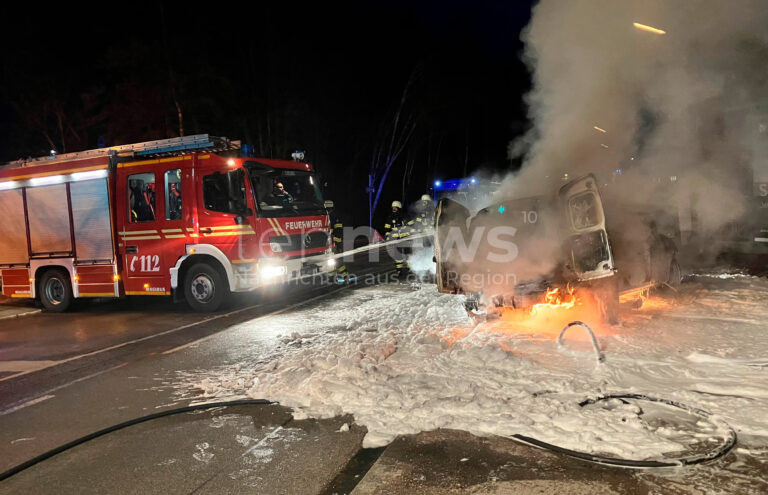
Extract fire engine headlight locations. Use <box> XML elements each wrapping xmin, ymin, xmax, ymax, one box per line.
<box><xmin>260</xmin><ymin>265</ymin><xmax>287</xmax><ymax>279</ymax></box>
<box><xmin>327</xmin><ymin>258</ymin><xmax>337</xmax><ymax>267</ymax></box>
<box><xmin>269</xmin><ymin>242</ymin><xmax>283</xmax><ymax>253</ymax></box>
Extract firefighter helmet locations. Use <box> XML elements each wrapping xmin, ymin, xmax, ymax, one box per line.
<box><xmin>391</xmin><ymin>200</ymin><xmax>402</xmax><ymax>209</ymax></box>
<box><xmin>420</xmin><ymin>194</ymin><xmax>431</xmax><ymax>201</ymax></box>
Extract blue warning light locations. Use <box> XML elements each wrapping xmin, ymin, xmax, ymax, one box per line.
<box><xmin>498</xmin><ymin>205</ymin><xmax>506</xmax><ymax>213</ymax></box>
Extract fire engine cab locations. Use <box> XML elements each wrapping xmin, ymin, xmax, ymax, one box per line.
<box><xmin>0</xmin><ymin>135</ymin><xmax>335</xmax><ymax>312</ymax></box>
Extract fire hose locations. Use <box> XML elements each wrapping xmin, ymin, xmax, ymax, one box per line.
<box><xmin>0</xmin><ymin>399</ymin><xmax>273</xmax><ymax>483</ymax></box>
<box><xmin>557</xmin><ymin>321</ymin><xmax>604</xmax><ymax>363</ymax></box>
<box><xmin>506</xmin><ymin>393</ymin><xmax>737</xmax><ymax>468</ymax></box>
<box><xmin>527</xmin><ymin>321</ymin><xmax>737</xmax><ymax>467</ymax></box>
<box><xmin>0</xmin><ymin>320</ymin><xmax>738</xmax><ymax>480</ymax></box>
<box><xmin>0</xmin><ymin>395</ymin><xmax>736</xmax><ymax>481</ymax></box>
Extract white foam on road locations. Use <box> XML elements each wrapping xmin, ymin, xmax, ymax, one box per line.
<box><xmin>178</xmin><ymin>273</ymin><xmax>768</xmax><ymax>464</ymax></box>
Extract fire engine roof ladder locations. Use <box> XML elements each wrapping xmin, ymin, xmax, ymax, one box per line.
<box><xmin>0</xmin><ymin>134</ymin><xmax>240</xmax><ymax>170</ymax></box>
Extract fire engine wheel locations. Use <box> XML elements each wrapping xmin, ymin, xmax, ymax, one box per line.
<box><xmin>184</xmin><ymin>263</ymin><xmax>229</xmax><ymax>313</ymax></box>
<box><xmin>39</xmin><ymin>269</ymin><xmax>73</xmax><ymax>312</ymax></box>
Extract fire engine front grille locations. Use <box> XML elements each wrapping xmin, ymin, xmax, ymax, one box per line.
<box><xmin>270</xmin><ymin>231</ymin><xmax>329</xmax><ymax>252</ymax></box>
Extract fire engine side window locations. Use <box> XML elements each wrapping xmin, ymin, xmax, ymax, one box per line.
<box><xmin>128</xmin><ymin>172</ymin><xmax>156</xmax><ymax>223</ymax></box>
<box><xmin>203</xmin><ymin>169</ymin><xmax>247</xmax><ymax>213</ymax></box>
<box><xmin>165</xmin><ymin>169</ymin><xmax>182</xmax><ymax>220</ymax></box>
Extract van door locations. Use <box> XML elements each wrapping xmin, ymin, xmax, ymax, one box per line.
<box><xmin>558</xmin><ymin>174</ymin><xmax>615</xmax><ymax>281</ymax></box>
<box><xmin>434</xmin><ymin>198</ymin><xmax>471</xmax><ymax>293</ymax></box>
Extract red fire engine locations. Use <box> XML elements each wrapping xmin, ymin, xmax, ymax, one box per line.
<box><xmin>0</xmin><ymin>135</ymin><xmax>335</xmax><ymax>312</ymax></box>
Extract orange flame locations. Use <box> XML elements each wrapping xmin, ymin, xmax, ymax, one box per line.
<box><xmin>530</xmin><ymin>286</ymin><xmax>576</xmax><ymax>315</ymax></box>
<box><xmin>437</xmin><ymin>285</ymin><xmax>617</xmax><ymax>348</ymax></box>
<box><xmin>619</xmin><ymin>283</ymin><xmax>672</xmax><ymax>312</ymax></box>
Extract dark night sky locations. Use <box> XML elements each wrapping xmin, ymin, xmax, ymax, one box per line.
<box><xmin>0</xmin><ymin>1</ymin><xmax>533</xmax><ymax>226</ymax></box>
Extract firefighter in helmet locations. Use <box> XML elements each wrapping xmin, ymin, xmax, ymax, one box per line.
<box><xmin>384</xmin><ymin>200</ymin><xmax>408</xmax><ymax>276</ymax></box>
<box><xmin>413</xmin><ymin>194</ymin><xmax>435</xmax><ymax>233</ymax></box>
<box><xmin>398</xmin><ymin>194</ymin><xmax>435</xmax><ymax>281</ymax></box>
<box><xmin>384</xmin><ymin>200</ymin><xmax>405</xmax><ymax>240</ymax></box>
<box><xmin>326</xmin><ymin>201</ymin><xmax>348</xmax><ymax>283</ymax></box>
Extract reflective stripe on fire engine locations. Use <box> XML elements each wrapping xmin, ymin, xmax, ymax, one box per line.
<box><xmin>165</xmin><ymin>234</ymin><xmax>186</xmax><ymax>239</ymax></box>
<box><xmin>162</xmin><ymin>228</ymin><xmax>183</xmax><ymax>233</ymax></box>
<box><xmin>125</xmin><ymin>291</ymin><xmax>171</xmax><ymax>296</ymax></box>
<box><xmin>116</xmin><ymin>156</ymin><xmax>191</xmax><ymax>169</ymax></box>
<box><xmin>266</xmin><ymin>218</ymin><xmax>287</xmax><ymax>236</ymax></box>
<box><xmin>0</xmin><ymin>163</ymin><xmax>108</xmax><ymax>182</ymax></box>
<box><xmin>123</xmin><ymin>235</ymin><xmax>162</xmax><ymax>240</ymax></box>
<box><xmin>203</xmin><ymin>225</ymin><xmax>253</xmax><ymax>230</ymax></box>
<box><xmin>202</xmin><ymin>230</ymin><xmax>256</xmax><ymax>237</ymax></box>
<box><xmin>119</xmin><ymin>230</ymin><xmax>158</xmax><ymax>235</ymax></box>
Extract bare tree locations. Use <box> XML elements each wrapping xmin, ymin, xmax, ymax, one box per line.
<box><xmin>368</xmin><ymin>71</ymin><xmax>418</xmax><ymax>227</ymax></box>
<box><xmin>401</xmin><ymin>152</ymin><xmax>416</xmax><ymax>205</ymax></box>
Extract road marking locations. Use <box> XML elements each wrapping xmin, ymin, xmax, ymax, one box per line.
<box><xmin>0</xmin><ymin>361</ymin><xmax>58</xmax><ymax>373</ymax></box>
<box><xmin>0</xmin><ymin>363</ymin><xmax>129</xmax><ymax>416</ymax></box>
<box><xmin>0</xmin><ymin>285</ymin><xmax>348</xmax><ymax>383</ymax></box>
<box><xmin>10</xmin><ymin>437</ymin><xmax>36</xmax><ymax>445</ymax></box>
<box><xmin>242</xmin><ymin>426</ymin><xmax>283</xmax><ymax>457</ymax></box>
<box><xmin>161</xmin><ymin>286</ymin><xmax>349</xmax><ymax>355</ymax></box>
<box><xmin>0</xmin><ymin>309</ymin><xmax>42</xmax><ymax>321</ymax></box>
<box><xmin>1</xmin><ymin>395</ymin><xmax>55</xmax><ymax>415</ymax></box>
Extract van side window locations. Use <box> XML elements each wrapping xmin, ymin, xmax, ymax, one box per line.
<box><xmin>165</xmin><ymin>169</ymin><xmax>182</xmax><ymax>220</ymax></box>
<box><xmin>128</xmin><ymin>172</ymin><xmax>156</xmax><ymax>222</ymax></box>
<box><xmin>203</xmin><ymin>169</ymin><xmax>247</xmax><ymax>213</ymax></box>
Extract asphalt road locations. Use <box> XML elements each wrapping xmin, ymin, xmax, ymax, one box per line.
<box><xmin>0</xmin><ymin>254</ymin><xmax>401</xmax><ymax>493</ymax></box>
<box><xmin>0</xmin><ymin>254</ymin><xmax>398</xmax><ymax>408</ymax></box>
<box><xmin>2</xmin><ymin>254</ymin><xmax>764</xmax><ymax>494</ymax></box>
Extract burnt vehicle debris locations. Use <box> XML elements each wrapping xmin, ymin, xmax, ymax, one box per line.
<box><xmin>434</xmin><ymin>174</ymin><xmax>681</xmax><ymax>323</ymax></box>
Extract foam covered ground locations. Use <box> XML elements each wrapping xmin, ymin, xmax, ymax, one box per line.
<box><xmin>173</xmin><ymin>272</ymin><xmax>768</xmax><ymax>490</ymax></box>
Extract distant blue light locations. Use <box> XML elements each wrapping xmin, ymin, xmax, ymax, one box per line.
<box><xmin>470</xmin><ymin>177</ymin><xmax>477</xmax><ymax>184</ymax></box>
<box><xmin>615</xmin><ymin>169</ymin><xmax>622</xmax><ymax>174</ymax></box>
<box><xmin>498</xmin><ymin>205</ymin><xmax>505</xmax><ymax>213</ymax></box>
<box><xmin>434</xmin><ymin>180</ymin><xmax>441</xmax><ymax>187</ymax></box>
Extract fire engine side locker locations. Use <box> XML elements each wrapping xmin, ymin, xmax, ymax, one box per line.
<box><xmin>0</xmin><ymin>160</ymin><xmax>119</xmax><ymax>303</ymax></box>
<box><xmin>0</xmin><ymin>187</ymin><xmax>31</xmax><ymax>298</ymax></box>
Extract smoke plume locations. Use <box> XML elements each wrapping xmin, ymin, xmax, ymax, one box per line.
<box><xmin>436</xmin><ymin>1</ymin><xmax>768</xmax><ymax>301</ymax></box>
<box><xmin>507</xmin><ymin>0</ymin><xmax>768</xmax><ymax>237</ymax></box>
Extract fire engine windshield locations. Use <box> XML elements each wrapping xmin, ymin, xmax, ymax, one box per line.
<box><xmin>245</xmin><ymin>162</ymin><xmax>325</xmax><ymax>217</ymax></box>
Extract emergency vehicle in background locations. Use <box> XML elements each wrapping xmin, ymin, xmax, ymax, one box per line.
<box><xmin>0</xmin><ymin>134</ymin><xmax>335</xmax><ymax>312</ymax></box>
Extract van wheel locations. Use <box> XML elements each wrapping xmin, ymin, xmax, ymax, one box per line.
<box><xmin>592</xmin><ymin>277</ymin><xmax>619</xmax><ymax>325</ymax></box>
<box><xmin>668</xmin><ymin>260</ymin><xmax>682</xmax><ymax>288</ymax></box>
<box><xmin>184</xmin><ymin>263</ymin><xmax>229</xmax><ymax>313</ymax></box>
<box><xmin>39</xmin><ymin>269</ymin><xmax>73</xmax><ymax>312</ymax></box>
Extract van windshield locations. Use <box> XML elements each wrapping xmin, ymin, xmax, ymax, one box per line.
<box><xmin>245</xmin><ymin>161</ymin><xmax>325</xmax><ymax>217</ymax></box>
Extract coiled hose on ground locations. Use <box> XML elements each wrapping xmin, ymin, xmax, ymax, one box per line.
<box><xmin>0</xmin><ymin>322</ymin><xmax>739</xmax><ymax>481</ymax></box>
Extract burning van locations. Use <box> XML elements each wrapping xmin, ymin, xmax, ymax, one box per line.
<box><xmin>434</xmin><ymin>174</ymin><xmax>681</xmax><ymax>323</ymax></box>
